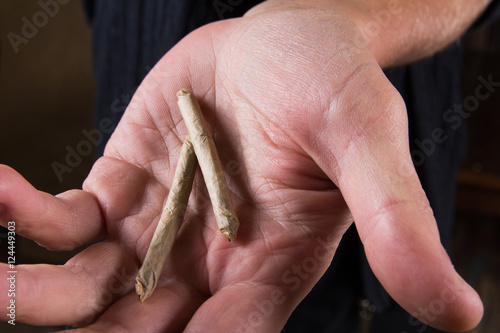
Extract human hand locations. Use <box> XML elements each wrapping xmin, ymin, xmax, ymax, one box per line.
<box><xmin>0</xmin><ymin>7</ymin><xmax>482</xmax><ymax>332</ymax></box>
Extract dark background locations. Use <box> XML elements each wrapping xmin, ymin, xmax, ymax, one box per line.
<box><xmin>0</xmin><ymin>1</ymin><xmax>499</xmax><ymax>332</ymax></box>
<box><xmin>0</xmin><ymin>1</ymin><xmax>94</xmax><ymax>331</ymax></box>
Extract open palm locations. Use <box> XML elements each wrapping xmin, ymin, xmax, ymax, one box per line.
<box><xmin>1</xmin><ymin>8</ymin><xmax>482</xmax><ymax>332</ymax></box>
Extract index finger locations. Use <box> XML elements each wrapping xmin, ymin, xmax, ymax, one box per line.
<box><xmin>0</xmin><ymin>164</ymin><xmax>105</xmax><ymax>251</ymax></box>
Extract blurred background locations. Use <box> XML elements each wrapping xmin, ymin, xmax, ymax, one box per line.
<box><xmin>0</xmin><ymin>1</ymin><xmax>499</xmax><ymax>332</ymax></box>
<box><xmin>0</xmin><ymin>1</ymin><xmax>93</xmax><ymax>331</ymax></box>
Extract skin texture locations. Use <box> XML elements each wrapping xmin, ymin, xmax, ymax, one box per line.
<box><xmin>250</xmin><ymin>0</ymin><xmax>493</xmax><ymax>67</ymax></box>
<box><xmin>0</xmin><ymin>3</ymin><xmax>489</xmax><ymax>333</ymax></box>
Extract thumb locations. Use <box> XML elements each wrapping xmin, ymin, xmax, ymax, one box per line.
<box><xmin>315</xmin><ymin>69</ymin><xmax>483</xmax><ymax>331</ymax></box>
<box><xmin>347</xmin><ymin>152</ymin><xmax>482</xmax><ymax>332</ymax></box>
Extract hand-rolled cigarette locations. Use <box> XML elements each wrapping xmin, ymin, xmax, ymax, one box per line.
<box><xmin>177</xmin><ymin>88</ymin><xmax>239</xmax><ymax>241</ymax></box>
<box><xmin>135</xmin><ymin>138</ymin><xmax>197</xmax><ymax>302</ymax></box>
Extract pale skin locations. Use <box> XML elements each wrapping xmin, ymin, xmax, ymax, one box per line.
<box><xmin>0</xmin><ymin>0</ymin><xmax>492</xmax><ymax>332</ymax></box>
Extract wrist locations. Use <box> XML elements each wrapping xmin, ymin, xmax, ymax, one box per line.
<box><xmin>331</xmin><ymin>1</ymin><xmax>404</xmax><ymax>67</ymax></box>
<box><xmin>244</xmin><ymin>0</ymin><xmax>402</xmax><ymax>67</ymax></box>
<box><xmin>246</xmin><ymin>0</ymin><xmax>492</xmax><ymax>68</ymax></box>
